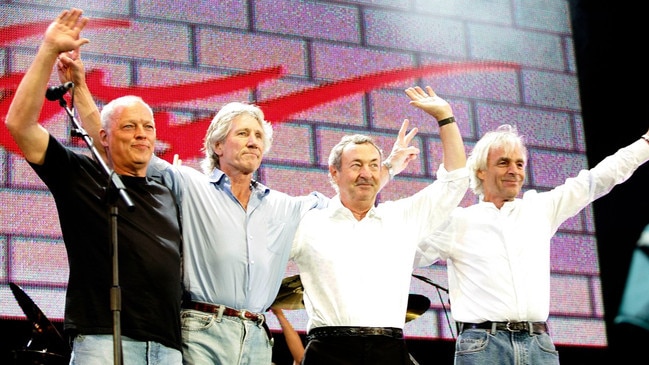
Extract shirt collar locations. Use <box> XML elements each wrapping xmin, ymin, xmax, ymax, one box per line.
<box><xmin>208</xmin><ymin>168</ymin><xmax>270</xmax><ymax>195</ymax></box>
<box><xmin>329</xmin><ymin>195</ymin><xmax>381</xmax><ymax>219</ymax></box>
<box><xmin>478</xmin><ymin>198</ymin><xmax>519</xmax><ymax>212</ymax></box>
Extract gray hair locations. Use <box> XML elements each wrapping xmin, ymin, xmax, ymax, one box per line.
<box><xmin>201</xmin><ymin>102</ymin><xmax>273</xmax><ymax>174</ymax></box>
<box><xmin>100</xmin><ymin>95</ymin><xmax>153</xmax><ymax>130</ymax></box>
<box><xmin>327</xmin><ymin>134</ymin><xmax>384</xmax><ymax>193</ymax></box>
<box><xmin>466</xmin><ymin>124</ymin><xmax>527</xmax><ymax>197</ymax></box>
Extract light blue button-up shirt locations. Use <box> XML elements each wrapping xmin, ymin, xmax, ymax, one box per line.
<box><xmin>149</xmin><ymin>157</ymin><xmax>327</xmax><ymax>313</ymax></box>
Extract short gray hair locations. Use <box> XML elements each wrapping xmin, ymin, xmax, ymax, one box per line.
<box><xmin>327</xmin><ymin>134</ymin><xmax>383</xmax><ymax>193</ymax></box>
<box><xmin>100</xmin><ymin>95</ymin><xmax>153</xmax><ymax>130</ymax></box>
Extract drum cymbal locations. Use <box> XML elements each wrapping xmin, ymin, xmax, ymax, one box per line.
<box><xmin>9</xmin><ymin>282</ymin><xmax>70</xmax><ymax>358</ymax></box>
<box><xmin>271</xmin><ymin>275</ymin><xmax>304</xmax><ymax>310</ymax></box>
<box><xmin>406</xmin><ymin>294</ymin><xmax>430</xmax><ymax>322</ymax></box>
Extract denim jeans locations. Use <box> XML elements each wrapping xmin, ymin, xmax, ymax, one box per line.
<box><xmin>70</xmin><ymin>334</ymin><xmax>182</xmax><ymax>365</ymax></box>
<box><xmin>181</xmin><ymin>308</ymin><xmax>273</xmax><ymax>365</ymax></box>
<box><xmin>454</xmin><ymin>329</ymin><xmax>560</xmax><ymax>365</ymax></box>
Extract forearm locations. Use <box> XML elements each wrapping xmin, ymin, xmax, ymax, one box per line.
<box><xmin>439</xmin><ymin>118</ymin><xmax>466</xmax><ymax>171</ymax></box>
<box><xmin>378</xmin><ymin>162</ymin><xmax>393</xmax><ymax>189</ymax></box>
<box><xmin>72</xmin><ymin>81</ymin><xmax>105</xmax><ymax>160</ymax></box>
<box><xmin>273</xmin><ymin>309</ymin><xmax>304</xmax><ymax>363</ymax></box>
<box><xmin>283</xmin><ymin>327</ymin><xmax>304</xmax><ymax>363</ymax></box>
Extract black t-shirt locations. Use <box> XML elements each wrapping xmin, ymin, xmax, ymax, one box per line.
<box><xmin>30</xmin><ymin>136</ymin><xmax>183</xmax><ymax>351</ymax></box>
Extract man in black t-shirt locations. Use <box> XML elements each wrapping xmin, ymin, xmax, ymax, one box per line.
<box><xmin>4</xmin><ymin>8</ymin><xmax>183</xmax><ymax>364</ymax></box>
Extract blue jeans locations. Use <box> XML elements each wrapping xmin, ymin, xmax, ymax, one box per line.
<box><xmin>454</xmin><ymin>329</ymin><xmax>559</xmax><ymax>365</ymax></box>
<box><xmin>70</xmin><ymin>334</ymin><xmax>182</xmax><ymax>365</ymax></box>
<box><xmin>181</xmin><ymin>308</ymin><xmax>273</xmax><ymax>365</ymax></box>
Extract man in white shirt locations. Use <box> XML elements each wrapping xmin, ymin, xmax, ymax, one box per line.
<box><xmin>419</xmin><ymin>124</ymin><xmax>649</xmax><ymax>364</ymax></box>
<box><xmin>290</xmin><ymin>86</ymin><xmax>469</xmax><ymax>365</ymax></box>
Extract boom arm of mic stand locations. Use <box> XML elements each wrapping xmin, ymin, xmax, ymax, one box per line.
<box><xmin>58</xmin><ymin>98</ymin><xmax>135</xmax><ymax>211</ymax></box>
<box><xmin>412</xmin><ymin>274</ymin><xmax>448</xmax><ymax>292</ymax></box>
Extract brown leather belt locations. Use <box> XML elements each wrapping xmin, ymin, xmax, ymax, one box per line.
<box><xmin>458</xmin><ymin>321</ymin><xmax>548</xmax><ymax>335</ymax></box>
<box><xmin>182</xmin><ymin>301</ymin><xmax>265</xmax><ymax>324</ymax></box>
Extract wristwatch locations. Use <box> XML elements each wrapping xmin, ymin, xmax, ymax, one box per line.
<box><xmin>382</xmin><ymin>160</ymin><xmax>395</xmax><ymax>179</ymax></box>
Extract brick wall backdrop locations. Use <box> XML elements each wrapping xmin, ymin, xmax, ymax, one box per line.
<box><xmin>1</xmin><ymin>0</ymin><xmax>605</xmax><ymax>347</ymax></box>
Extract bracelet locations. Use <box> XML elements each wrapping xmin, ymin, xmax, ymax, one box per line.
<box><xmin>437</xmin><ymin>116</ymin><xmax>455</xmax><ymax>127</ymax></box>
<box><xmin>642</xmin><ymin>134</ymin><xmax>649</xmax><ymax>144</ymax></box>
<box><xmin>382</xmin><ymin>160</ymin><xmax>395</xmax><ymax>179</ymax></box>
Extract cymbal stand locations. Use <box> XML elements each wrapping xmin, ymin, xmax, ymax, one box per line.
<box><xmin>412</xmin><ymin>274</ymin><xmax>455</xmax><ymax>339</ymax></box>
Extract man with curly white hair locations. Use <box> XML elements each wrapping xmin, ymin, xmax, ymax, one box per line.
<box><xmin>418</xmin><ymin>123</ymin><xmax>649</xmax><ymax>364</ymax></box>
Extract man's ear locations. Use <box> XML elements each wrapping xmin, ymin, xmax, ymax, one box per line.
<box><xmin>213</xmin><ymin>142</ymin><xmax>223</xmax><ymax>156</ymax></box>
<box><xmin>329</xmin><ymin>165</ymin><xmax>338</xmax><ymax>181</ymax></box>
<box><xmin>99</xmin><ymin>129</ymin><xmax>108</xmax><ymax>148</ymax></box>
<box><xmin>476</xmin><ymin>169</ymin><xmax>485</xmax><ymax>181</ymax></box>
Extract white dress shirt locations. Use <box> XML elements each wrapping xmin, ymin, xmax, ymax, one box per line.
<box><xmin>290</xmin><ymin>165</ymin><xmax>469</xmax><ymax>333</ymax></box>
<box><xmin>419</xmin><ymin>139</ymin><xmax>649</xmax><ymax>323</ymax></box>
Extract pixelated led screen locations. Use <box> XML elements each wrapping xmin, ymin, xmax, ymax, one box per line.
<box><xmin>0</xmin><ymin>1</ymin><xmax>605</xmax><ymax>347</ymax></box>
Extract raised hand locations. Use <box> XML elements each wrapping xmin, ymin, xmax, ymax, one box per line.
<box><xmin>56</xmin><ymin>48</ymin><xmax>86</xmax><ymax>86</ymax></box>
<box><xmin>384</xmin><ymin>118</ymin><xmax>420</xmax><ymax>176</ymax></box>
<box><xmin>405</xmin><ymin>86</ymin><xmax>453</xmax><ymax>122</ymax></box>
<box><xmin>43</xmin><ymin>8</ymin><xmax>90</xmax><ymax>55</ymax></box>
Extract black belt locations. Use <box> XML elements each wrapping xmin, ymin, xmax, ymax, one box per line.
<box><xmin>182</xmin><ymin>301</ymin><xmax>265</xmax><ymax>325</ymax></box>
<box><xmin>458</xmin><ymin>321</ymin><xmax>548</xmax><ymax>335</ymax></box>
<box><xmin>307</xmin><ymin>326</ymin><xmax>403</xmax><ymax>341</ymax></box>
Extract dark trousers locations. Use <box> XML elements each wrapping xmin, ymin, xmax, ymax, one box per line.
<box><xmin>302</xmin><ymin>336</ymin><xmax>415</xmax><ymax>365</ymax></box>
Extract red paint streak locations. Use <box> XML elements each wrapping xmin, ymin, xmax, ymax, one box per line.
<box><xmin>84</xmin><ymin>66</ymin><xmax>284</xmax><ymax>104</ymax></box>
<box><xmin>259</xmin><ymin>62</ymin><xmax>520</xmax><ymax>123</ymax></box>
<box><xmin>1</xmin><ymin>17</ymin><xmax>521</xmax><ymax>162</ymax></box>
<box><xmin>152</xmin><ymin>61</ymin><xmax>520</xmax><ymax>161</ymax></box>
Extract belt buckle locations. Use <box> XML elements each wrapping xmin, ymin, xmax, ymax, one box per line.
<box><xmin>505</xmin><ymin>321</ymin><xmax>521</xmax><ymax>332</ymax></box>
<box><xmin>238</xmin><ymin>309</ymin><xmax>248</xmax><ymax>320</ymax></box>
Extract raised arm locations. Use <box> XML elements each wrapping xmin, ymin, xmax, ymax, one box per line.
<box><xmin>5</xmin><ymin>8</ymin><xmax>89</xmax><ymax>164</ymax></box>
<box><xmin>55</xmin><ymin>47</ymin><xmax>106</xmax><ymax>162</ymax></box>
<box><xmin>405</xmin><ymin>86</ymin><xmax>466</xmax><ymax>171</ymax></box>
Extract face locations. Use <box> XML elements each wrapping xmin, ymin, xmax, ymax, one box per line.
<box><xmin>101</xmin><ymin>102</ymin><xmax>155</xmax><ymax>177</ymax></box>
<box><xmin>214</xmin><ymin>114</ymin><xmax>265</xmax><ymax>176</ymax></box>
<box><xmin>477</xmin><ymin>145</ymin><xmax>525</xmax><ymax>205</ymax></box>
<box><xmin>330</xmin><ymin>142</ymin><xmax>382</xmax><ymax>206</ymax></box>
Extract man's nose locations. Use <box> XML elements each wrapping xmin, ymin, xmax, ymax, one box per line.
<box><xmin>359</xmin><ymin>165</ymin><xmax>373</xmax><ymax>177</ymax></box>
<box><xmin>247</xmin><ymin>135</ymin><xmax>260</xmax><ymax>147</ymax></box>
<box><xmin>134</xmin><ymin>125</ymin><xmax>150</xmax><ymax>138</ymax></box>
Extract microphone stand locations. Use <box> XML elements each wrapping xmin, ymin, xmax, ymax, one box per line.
<box><xmin>412</xmin><ymin>274</ymin><xmax>455</xmax><ymax>339</ymax></box>
<box><xmin>51</xmin><ymin>89</ymin><xmax>134</xmax><ymax>365</ymax></box>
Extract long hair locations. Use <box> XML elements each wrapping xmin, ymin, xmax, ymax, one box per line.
<box><xmin>200</xmin><ymin>102</ymin><xmax>273</xmax><ymax>174</ymax></box>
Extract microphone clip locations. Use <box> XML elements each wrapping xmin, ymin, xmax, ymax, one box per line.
<box><xmin>45</xmin><ymin>82</ymin><xmax>74</xmax><ymax>101</ymax></box>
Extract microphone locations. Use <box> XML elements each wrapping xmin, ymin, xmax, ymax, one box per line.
<box><xmin>45</xmin><ymin>82</ymin><xmax>74</xmax><ymax>101</ymax></box>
